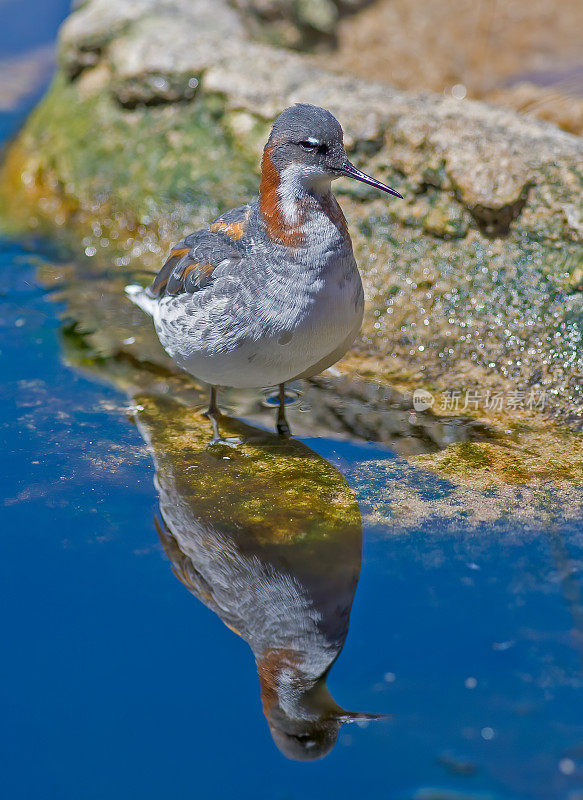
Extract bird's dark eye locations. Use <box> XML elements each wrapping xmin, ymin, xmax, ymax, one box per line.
<box><xmin>299</xmin><ymin>140</ymin><xmax>319</xmax><ymax>151</ymax></box>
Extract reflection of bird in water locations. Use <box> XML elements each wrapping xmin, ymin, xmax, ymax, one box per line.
<box><xmin>136</xmin><ymin>395</ymin><xmax>380</xmax><ymax>760</ymax></box>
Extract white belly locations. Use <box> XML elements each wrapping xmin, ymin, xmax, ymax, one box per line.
<box><xmin>159</xmin><ymin>262</ymin><xmax>364</xmax><ymax>389</ymax></box>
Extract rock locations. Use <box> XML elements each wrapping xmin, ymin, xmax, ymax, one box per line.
<box><xmin>422</xmin><ymin>201</ymin><xmax>470</xmax><ymax>239</ymax></box>
<box><xmin>324</xmin><ymin>0</ymin><xmax>583</xmax><ymax>137</ymax></box>
<box><xmin>489</xmin><ymin>82</ymin><xmax>583</xmax><ymax>138</ymax></box>
<box><xmin>1</xmin><ymin>0</ymin><xmax>582</xmax><ymax>427</ymax></box>
<box><xmin>108</xmin><ymin>18</ymin><xmax>208</xmax><ymax>106</ymax></box>
<box><xmin>59</xmin><ymin>0</ymin><xmax>158</xmax><ymax>77</ymax></box>
<box><xmin>231</xmin><ymin>0</ymin><xmax>369</xmax><ymax>49</ymax></box>
<box><xmin>294</xmin><ymin>0</ymin><xmax>338</xmax><ymax>35</ymax></box>
<box><xmin>136</xmin><ymin>393</ymin><xmax>362</xmax><ymax>542</ymax></box>
<box><xmin>444</xmin><ymin>143</ymin><xmax>532</xmax><ymax>235</ymax></box>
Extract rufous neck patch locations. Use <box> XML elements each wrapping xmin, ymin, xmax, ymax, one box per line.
<box><xmin>259</xmin><ymin>146</ymin><xmax>305</xmax><ymax>247</ymax></box>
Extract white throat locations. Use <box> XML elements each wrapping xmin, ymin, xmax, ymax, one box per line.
<box><xmin>277</xmin><ymin>164</ymin><xmax>333</xmax><ymax>225</ymax></box>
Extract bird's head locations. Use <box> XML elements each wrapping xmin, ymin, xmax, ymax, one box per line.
<box><xmin>258</xmin><ymin>650</ymin><xmax>385</xmax><ymax>762</ymax></box>
<box><xmin>262</xmin><ymin>103</ymin><xmax>403</xmax><ymax>199</ymax></box>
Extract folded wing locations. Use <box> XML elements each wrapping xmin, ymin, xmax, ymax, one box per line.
<box><xmin>148</xmin><ymin>204</ymin><xmax>253</xmax><ymax>299</ymax></box>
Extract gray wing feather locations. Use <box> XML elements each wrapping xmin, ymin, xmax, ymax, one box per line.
<box><xmin>147</xmin><ymin>203</ymin><xmax>254</xmax><ymax>299</ymax></box>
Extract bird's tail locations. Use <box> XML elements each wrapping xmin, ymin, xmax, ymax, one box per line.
<box><xmin>125</xmin><ymin>284</ymin><xmax>157</xmax><ymax>317</ymax></box>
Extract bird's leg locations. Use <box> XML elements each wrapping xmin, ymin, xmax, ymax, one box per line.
<box><xmin>276</xmin><ymin>383</ymin><xmax>291</xmax><ymax>438</ymax></box>
<box><xmin>207</xmin><ymin>386</ymin><xmax>220</xmax><ymax>417</ymax></box>
<box><xmin>205</xmin><ymin>386</ymin><xmax>224</xmax><ymax>445</ymax></box>
<box><xmin>204</xmin><ymin>386</ymin><xmax>241</xmax><ymax>447</ymax></box>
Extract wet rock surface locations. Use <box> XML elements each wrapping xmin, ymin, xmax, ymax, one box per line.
<box><xmin>0</xmin><ymin>0</ymin><xmax>581</xmax><ymax>429</ymax></box>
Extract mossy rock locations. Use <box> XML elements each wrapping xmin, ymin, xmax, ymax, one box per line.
<box><xmin>0</xmin><ymin>0</ymin><xmax>581</xmax><ymax>430</ymax></box>
<box><xmin>0</xmin><ymin>73</ymin><xmax>258</xmax><ymax>264</ymax></box>
<box><xmin>136</xmin><ymin>393</ymin><xmax>361</xmax><ymax>546</ymax></box>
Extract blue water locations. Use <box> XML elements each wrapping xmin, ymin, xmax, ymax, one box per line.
<box><xmin>0</xmin><ymin>0</ymin><xmax>70</xmax><ymax>57</ymax></box>
<box><xmin>1</xmin><ymin>5</ymin><xmax>583</xmax><ymax>800</ymax></box>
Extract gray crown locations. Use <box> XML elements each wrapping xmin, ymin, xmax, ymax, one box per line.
<box><xmin>268</xmin><ymin>103</ymin><xmax>344</xmax><ymax>145</ymax></box>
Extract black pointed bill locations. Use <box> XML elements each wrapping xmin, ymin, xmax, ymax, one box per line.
<box><xmin>338</xmin><ymin>711</ymin><xmax>390</xmax><ymax>723</ymax></box>
<box><xmin>341</xmin><ymin>161</ymin><xmax>403</xmax><ymax>199</ymax></box>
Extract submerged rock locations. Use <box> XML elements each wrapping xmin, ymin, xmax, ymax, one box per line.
<box><xmin>0</xmin><ymin>0</ymin><xmax>581</xmax><ymax>427</ymax></box>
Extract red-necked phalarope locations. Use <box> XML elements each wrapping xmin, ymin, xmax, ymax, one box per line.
<box><xmin>126</xmin><ymin>104</ymin><xmax>402</xmax><ymax>439</ymax></box>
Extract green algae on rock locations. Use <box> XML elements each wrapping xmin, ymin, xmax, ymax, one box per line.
<box><xmin>0</xmin><ymin>71</ymin><xmax>257</xmax><ymax>259</ymax></box>
<box><xmin>0</xmin><ymin>0</ymin><xmax>581</xmax><ymax>426</ymax></box>
<box><xmin>136</xmin><ymin>393</ymin><xmax>361</xmax><ymax>544</ymax></box>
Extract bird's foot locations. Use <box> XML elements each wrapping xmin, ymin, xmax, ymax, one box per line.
<box><xmin>276</xmin><ymin>416</ymin><xmax>291</xmax><ymax>438</ymax></box>
<box><xmin>205</xmin><ymin>408</ymin><xmax>242</xmax><ymax>448</ymax></box>
<box><xmin>208</xmin><ymin>436</ymin><xmax>243</xmax><ymax>448</ymax></box>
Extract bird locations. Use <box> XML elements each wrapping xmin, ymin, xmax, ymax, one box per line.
<box><xmin>125</xmin><ymin>103</ymin><xmax>402</xmax><ymax>440</ymax></box>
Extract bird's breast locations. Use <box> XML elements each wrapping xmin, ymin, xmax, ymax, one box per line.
<box><xmin>261</xmin><ymin>242</ymin><xmax>364</xmax><ymax>352</ymax></box>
